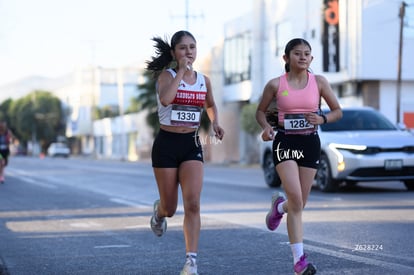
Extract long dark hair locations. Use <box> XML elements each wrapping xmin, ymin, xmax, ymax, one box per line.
<box><xmin>146</xmin><ymin>30</ymin><xmax>196</xmax><ymax>78</ymax></box>
<box><xmin>284</xmin><ymin>38</ymin><xmax>312</xmax><ymax>72</ymax></box>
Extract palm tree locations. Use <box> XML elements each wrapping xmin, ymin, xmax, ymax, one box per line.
<box><xmin>138</xmin><ymin>71</ymin><xmax>159</xmax><ymax>137</ymax></box>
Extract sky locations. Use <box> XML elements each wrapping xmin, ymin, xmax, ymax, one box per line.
<box><xmin>0</xmin><ymin>0</ymin><xmax>252</xmax><ymax>86</ymax></box>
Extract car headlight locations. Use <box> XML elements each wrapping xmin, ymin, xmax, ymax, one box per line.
<box><xmin>328</xmin><ymin>143</ymin><xmax>367</xmax><ymax>172</ymax></box>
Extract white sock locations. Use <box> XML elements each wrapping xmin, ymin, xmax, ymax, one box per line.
<box><xmin>290</xmin><ymin>242</ymin><xmax>304</xmax><ymax>264</ymax></box>
<box><xmin>277</xmin><ymin>200</ymin><xmax>286</xmax><ymax>214</ymax></box>
<box><xmin>186</xmin><ymin>252</ymin><xmax>197</xmax><ymax>263</ymax></box>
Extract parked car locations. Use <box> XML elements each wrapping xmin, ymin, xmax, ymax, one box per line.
<box><xmin>259</xmin><ymin>106</ymin><xmax>414</xmax><ymax>192</ymax></box>
<box><xmin>47</xmin><ymin>142</ymin><xmax>70</xmax><ymax>158</ymax></box>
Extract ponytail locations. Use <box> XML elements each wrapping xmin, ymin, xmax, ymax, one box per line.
<box><xmin>146</xmin><ymin>36</ymin><xmax>173</xmax><ymax>78</ymax></box>
<box><xmin>284</xmin><ymin>63</ymin><xmax>290</xmax><ymax>73</ymax></box>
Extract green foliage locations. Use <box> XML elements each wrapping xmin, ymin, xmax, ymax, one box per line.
<box><xmin>124</xmin><ymin>97</ymin><xmax>141</xmax><ymax>114</ymax></box>
<box><xmin>0</xmin><ymin>98</ymin><xmax>19</xmax><ymax>140</ymax></box>
<box><xmin>8</xmin><ymin>90</ymin><xmax>65</xmax><ymax>151</ymax></box>
<box><xmin>138</xmin><ymin>71</ymin><xmax>159</xmax><ymax>136</ymax></box>
<box><xmin>93</xmin><ymin>105</ymin><xmax>120</xmax><ymax>119</ymax></box>
<box><xmin>0</xmin><ymin>98</ymin><xmax>13</xmax><ymax>122</ymax></box>
<box><xmin>241</xmin><ymin>102</ymin><xmax>261</xmax><ymax>135</ymax></box>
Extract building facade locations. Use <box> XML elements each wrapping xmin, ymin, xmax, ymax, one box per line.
<box><xmin>208</xmin><ymin>0</ymin><xmax>414</xmax><ymax>164</ymax></box>
<box><xmin>55</xmin><ymin>65</ymin><xmax>142</xmax><ymax>156</ymax></box>
<box><xmin>93</xmin><ymin>111</ymin><xmax>153</xmax><ymax>161</ymax></box>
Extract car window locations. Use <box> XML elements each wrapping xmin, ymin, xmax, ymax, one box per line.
<box><xmin>320</xmin><ymin>109</ymin><xmax>398</xmax><ymax>131</ymax></box>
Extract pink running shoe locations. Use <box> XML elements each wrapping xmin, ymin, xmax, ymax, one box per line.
<box><xmin>294</xmin><ymin>254</ymin><xmax>316</xmax><ymax>275</ymax></box>
<box><xmin>265</xmin><ymin>191</ymin><xmax>285</xmax><ymax>231</ymax></box>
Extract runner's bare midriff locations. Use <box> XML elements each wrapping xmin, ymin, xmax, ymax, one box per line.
<box><xmin>160</xmin><ymin>125</ymin><xmax>197</xmax><ymax>134</ymax></box>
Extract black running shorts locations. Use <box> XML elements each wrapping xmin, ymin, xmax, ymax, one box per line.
<box><xmin>272</xmin><ymin>130</ymin><xmax>321</xmax><ymax>169</ymax></box>
<box><xmin>151</xmin><ymin>129</ymin><xmax>204</xmax><ymax>168</ymax></box>
<box><xmin>0</xmin><ymin>149</ymin><xmax>9</xmax><ymax>166</ymax></box>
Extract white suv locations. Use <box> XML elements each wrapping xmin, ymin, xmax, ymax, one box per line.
<box><xmin>259</xmin><ymin>107</ymin><xmax>414</xmax><ymax>192</ymax></box>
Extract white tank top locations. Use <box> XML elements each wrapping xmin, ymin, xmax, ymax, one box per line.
<box><xmin>157</xmin><ymin>68</ymin><xmax>207</xmax><ymax>128</ymax></box>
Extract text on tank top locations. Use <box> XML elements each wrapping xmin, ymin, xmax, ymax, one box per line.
<box><xmin>157</xmin><ymin>68</ymin><xmax>207</xmax><ymax>128</ymax></box>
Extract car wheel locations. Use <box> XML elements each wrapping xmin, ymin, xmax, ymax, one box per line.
<box><xmin>262</xmin><ymin>150</ymin><xmax>281</xmax><ymax>188</ymax></box>
<box><xmin>404</xmin><ymin>180</ymin><xmax>414</xmax><ymax>191</ymax></box>
<box><xmin>316</xmin><ymin>154</ymin><xmax>339</xmax><ymax>192</ymax></box>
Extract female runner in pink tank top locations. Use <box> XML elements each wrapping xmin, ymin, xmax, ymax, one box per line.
<box><xmin>256</xmin><ymin>38</ymin><xmax>342</xmax><ymax>275</ymax></box>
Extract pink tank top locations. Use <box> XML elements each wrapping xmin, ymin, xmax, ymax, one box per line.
<box><xmin>276</xmin><ymin>72</ymin><xmax>320</xmax><ymax>134</ymax></box>
<box><xmin>276</xmin><ymin>72</ymin><xmax>320</xmax><ymax>124</ymax></box>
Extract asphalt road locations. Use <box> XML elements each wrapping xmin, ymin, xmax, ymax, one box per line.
<box><xmin>0</xmin><ymin>156</ymin><xmax>413</xmax><ymax>275</ymax></box>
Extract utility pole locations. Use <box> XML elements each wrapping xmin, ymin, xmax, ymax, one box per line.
<box><xmin>117</xmin><ymin>67</ymin><xmax>125</xmax><ymax>161</ymax></box>
<box><xmin>185</xmin><ymin>0</ymin><xmax>189</xmax><ymax>30</ymax></box>
<box><xmin>172</xmin><ymin>0</ymin><xmax>204</xmax><ymax>31</ymax></box>
<box><xmin>396</xmin><ymin>1</ymin><xmax>406</xmax><ymax>124</ymax></box>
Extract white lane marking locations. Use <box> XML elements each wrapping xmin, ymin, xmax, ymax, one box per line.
<box><xmin>109</xmin><ymin>198</ymin><xmax>150</xmax><ymax>207</ymax></box>
<box><xmin>94</xmin><ymin>245</ymin><xmax>131</xmax><ymax>249</ymax></box>
<box><xmin>20</xmin><ymin>176</ymin><xmax>57</xmax><ymax>189</ymax></box>
<box><xmin>70</xmin><ymin>221</ymin><xmax>103</xmax><ymax>228</ymax></box>
<box><xmin>6</xmin><ymin>168</ymin><xmax>57</xmax><ymax>189</ymax></box>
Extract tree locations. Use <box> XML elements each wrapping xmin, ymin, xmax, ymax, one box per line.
<box><xmin>137</xmin><ymin>70</ymin><xmax>160</xmax><ymax>136</ymax></box>
<box><xmin>9</xmin><ymin>90</ymin><xmax>65</xmax><ymax>151</ymax></box>
<box><xmin>241</xmin><ymin>102</ymin><xmax>261</xmax><ymax>135</ymax></box>
<box><xmin>239</xmin><ymin>102</ymin><xmax>262</xmax><ymax>164</ymax></box>
<box><xmin>124</xmin><ymin>96</ymin><xmax>141</xmax><ymax>114</ymax></box>
<box><xmin>0</xmin><ymin>98</ymin><xmax>13</xmax><ymax>123</ymax></box>
<box><xmin>93</xmin><ymin>105</ymin><xmax>120</xmax><ymax>119</ymax></box>
<box><xmin>0</xmin><ymin>98</ymin><xmax>16</xmax><ymax>135</ymax></box>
